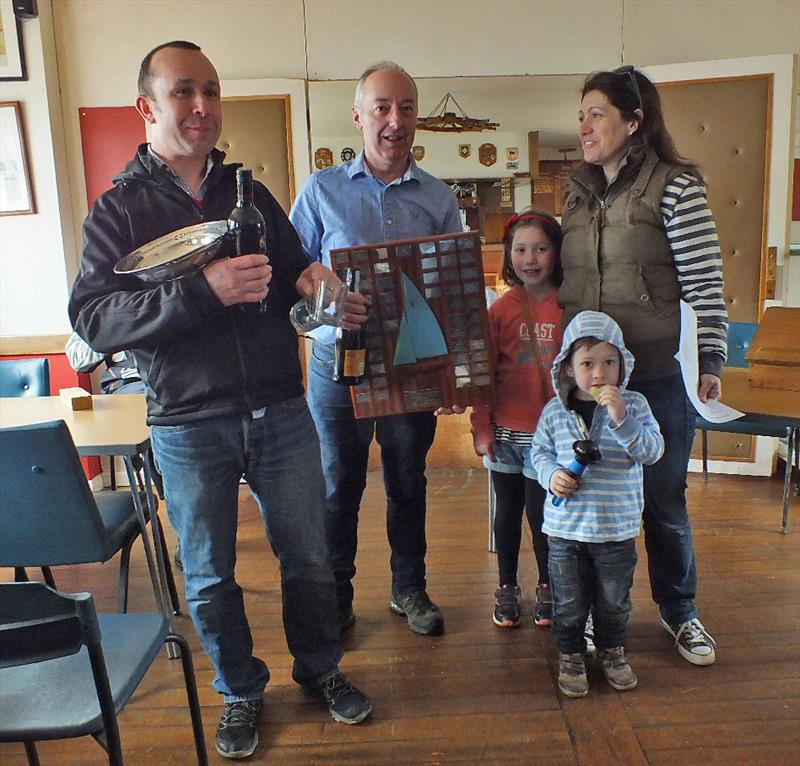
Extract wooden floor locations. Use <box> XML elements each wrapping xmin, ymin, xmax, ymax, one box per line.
<box><xmin>2</xmin><ymin>467</ymin><xmax>799</xmax><ymax>766</ymax></box>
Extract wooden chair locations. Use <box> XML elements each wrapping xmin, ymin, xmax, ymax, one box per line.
<box><xmin>0</xmin><ymin>581</ymin><xmax>207</xmax><ymax>766</ymax></box>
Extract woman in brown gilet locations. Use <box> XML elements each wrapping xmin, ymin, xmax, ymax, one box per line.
<box><xmin>558</xmin><ymin>66</ymin><xmax>728</xmax><ymax>667</ymax></box>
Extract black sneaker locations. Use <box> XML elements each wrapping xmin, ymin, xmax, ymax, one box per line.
<box><xmin>389</xmin><ymin>589</ymin><xmax>444</xmax><ymax>635</ymax></box>
<box><xmin>534</xmin><ymin>583</ymin><xmax>553</xmax><ymax>627</ymax></box>
<box><xmin>214</xmin><ymin>699</ymin><xmax>262</xmax><ymax>759</ymax></box>
<box><xmin>492</xmin><ymin>584</ymin><xmax>521</xmax><ymax>628</ymax></box>
<box><xmin>338</xmin><ymin>604</ymin><xmax>355</xmax><ymax>632</ymax></box>
<box><xmin>307</xmin><ymin>672</ymin><xmax>372</xmax><ymax>724</ymax></box>
<box><xmin>661</xmin><ymin>617</ymin><xmax>716</xmax><ymax>665</ymax></box>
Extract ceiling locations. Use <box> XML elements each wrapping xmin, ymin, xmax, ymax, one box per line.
<box><xmin>308</xmin><ymin>74</ymin><xmax>587</xmax><ymax>151</ymax></box>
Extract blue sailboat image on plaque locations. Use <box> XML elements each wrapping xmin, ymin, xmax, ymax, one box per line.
<box><xmin>393</xmin><ymin>272</ymin><xmax>448</xmax><ymax>365</ymax></box>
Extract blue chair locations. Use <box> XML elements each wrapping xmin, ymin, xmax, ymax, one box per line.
<box><xmin>0</xmin><ymin>357</ymin><xmax>50</xmax><ymax>398</ymax></box>
<box><xmin>0</xmin><ymin>581</ymin><xmax>207</xmax><ymax>766</ymax></box>
<box><xmin>0</xmin><ymin>357</ymin><xmax>55</xmax><ymax>586</ymax></box>
<box><xmin>695</xmin><ymin>322</ymin><xmax>799</xmax><ymax>532</ymax></box>
<box><xmin>0</xmin><ymin>419</ymin><xmax>163</xmax><ymax>612</ymax></box>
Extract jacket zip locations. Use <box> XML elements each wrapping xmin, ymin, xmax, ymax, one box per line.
<box><xmin>138</xmin><ymin>166</ymin><xmax>256</xmax><ymax>411</ymax></box>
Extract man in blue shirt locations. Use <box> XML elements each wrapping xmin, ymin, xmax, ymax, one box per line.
<box><xmin>290</xmin><ymin>61</ymin><xmax>462</xmax><ymax>637</ymax></box>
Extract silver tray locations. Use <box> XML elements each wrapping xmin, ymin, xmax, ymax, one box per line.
<box><xmin>114</xmin><ymin>221</ymin><xmax>229</xmax><ymax>283</ymax></box>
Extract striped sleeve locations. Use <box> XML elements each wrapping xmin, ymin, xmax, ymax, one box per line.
<box><xmin>661</xmin><ymin>173</ymin><xmax>728</xmax><ymax>376</ymax></box>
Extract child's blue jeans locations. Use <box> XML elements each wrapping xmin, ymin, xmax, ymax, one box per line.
<box><xmin>548</xmin><ymin>536</ymin><xmax>637</xmax><ymax>653</ymax></box>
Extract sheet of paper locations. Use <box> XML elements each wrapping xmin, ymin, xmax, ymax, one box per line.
<box><xmin>677</xmin><ymin>301</ymin><xmax>744</xmax><ymax>423</ymax></box>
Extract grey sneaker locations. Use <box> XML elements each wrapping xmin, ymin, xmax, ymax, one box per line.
<box><xmin>307</xmin><ymin>672</ymin><xmax>372</xmax><ymax>724</ymax></box>
<box><xmin>597</xmin><ymin>646</ymin><xmax>638</xmax><ymax>691</ymax></box>
<box><xmin>584</xmin><ymin>612</ymin><xmax>596</xmax><ymax>654</ymax></box>
<box><xmin>661</xmin><ymin>617</ymin><xmax>716</xmax><ymax>665</ymax></box>
<box><xmin>390</xmin><ymin>589</ymin><xmax>444</xmax><ymax>636</ymax></box>
<box><xmin>214</xmin><ymin>699</ymin><xmax>262</xmax><ymax>759</ymax></box>
<box><xmin>558</xmin><ymin>652</ymin><xmax>588</xmax><ymax>698</ymax></box>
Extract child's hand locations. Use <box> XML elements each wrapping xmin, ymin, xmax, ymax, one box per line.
<box><xmin>595</xmin><ymin>384</ymin><xmax>627</xmax><ymax>425</ymax></box>
<box><xmin>473</xmin><ymin>438</ymin><xmax>496</xmax><ymax>462</ymax></box>
<box><xmin>434</xmin><ymin>405</ymin><xmax>466</xmax><ymax>416</ymax></box>
<box><xmin>550</xmin><ymin>468</ymin><xmax>579</xmax><ymax>499</ymax></box>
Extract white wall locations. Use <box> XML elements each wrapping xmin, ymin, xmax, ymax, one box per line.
<box><xmin>1</xmin><ymin>0</ymin><xmax>798</xmax><ymax>339</ymax></box>
<box><xmin>0</xmin><ymin>2</ymin><xmax>74</xmax><ymax>336</ymax></box>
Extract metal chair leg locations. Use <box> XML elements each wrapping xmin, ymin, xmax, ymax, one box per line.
<box><xmin>14</xmin><ymin>567</ymin><xmax>29</xmax><ymax>582</ymax></box>
<box><xmin>701</xmin><ymin>430</ymin><xmax>709</xmax><ymax>481</ymax></box>
<box><xmin>166</xmin><ymin>633</ymin><xmax>208</xmax><ymax>766</ymax></box>
<box><xmin>488</xmin><ymin>472</ymin><xmax>496</xmax><ymax>553</ymax></box>
<box><xmin>781</xmin><ymin>427</ymin><xmax>797</xmax><ymax>534</ymax></box>
<box><xmin>157</xmin><ymin>520</ymin><xmax>182</xmax><ymax>615</ymax></box>
<box><xmin>118</xmin><ymin>542</ymin><xmax>132</xmax><ymax>613</ymax></box>
<box><xmin>41</xmin><ymin>567</ymin><xmax>56</xmax><ymax>589</ymax></box>
<box><xmin>23</xmin><ymin>741</ymin><xmax>41</xmax><ymax>766</ymax></box>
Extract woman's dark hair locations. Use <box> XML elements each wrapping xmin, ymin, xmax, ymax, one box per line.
<box><xmin>501</xmin><ymin>209</ymin><xmax>563</xmax><ymax>288</ymax></box>
<box><xmin>581</xmin><ymin>67</ymin><xmax>702</xmax><ymax>180</ymax></box>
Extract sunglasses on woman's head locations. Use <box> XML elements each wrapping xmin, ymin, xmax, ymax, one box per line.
<box><xmin>613</xmin><ymin>65</ymin><xmax>643</xmax><ymax>110</ymax></box>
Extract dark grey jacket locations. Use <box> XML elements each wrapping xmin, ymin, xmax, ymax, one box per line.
<box><xmin>69</xmin><ymin>145</ymin><xmax>308</xmax><ymax>424</ymax></box>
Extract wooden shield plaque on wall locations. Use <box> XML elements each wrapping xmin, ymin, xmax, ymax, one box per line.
<box><xmin>314</xmin><ymin>147</ymin><xmax>333</xmax><ymax>169</ymax></box>
<box><xmin>479</xmin><ymin>143</ymin><xmax>497</xmax><ymax>166</ymax></box>
<box><xmin>330</xmin><ymin>231</ymin><xmax>494</xmax><ymax>418</ymax></box>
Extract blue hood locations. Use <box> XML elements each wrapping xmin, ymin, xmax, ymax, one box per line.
<box><xmin>551</xmin><ymin>310</ymin><xmax>636</xmax><ymax>407</ymax></box>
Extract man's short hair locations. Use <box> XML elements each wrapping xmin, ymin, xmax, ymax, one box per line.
<box><xmin>354</xmin><ymin>61</ymin><xmax>418</xmax><ymax>107</ymax></box>
<box><xmin>138</xmin><ymin>40</ymin><xmax>202</xmax><ymax>98</ymax></box>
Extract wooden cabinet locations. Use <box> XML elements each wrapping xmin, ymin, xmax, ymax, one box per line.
<box><xmin>532</xmin><ymin>160</ymin><xmax>578</xmax><ymax>217</ymax></box>
<box><xmin>447</xmin><ymin>178</ymin><xmax>515</xmax><ymax>243</ymax></box>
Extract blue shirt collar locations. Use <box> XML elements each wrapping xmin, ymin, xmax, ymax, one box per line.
<box><xmin>348</xmin><ymin>149</ymin><xmax>419</xmax><ymax>185</ymax></box>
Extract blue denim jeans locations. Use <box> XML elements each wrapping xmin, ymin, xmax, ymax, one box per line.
<box><xmin>629</xmin><ymin>372</ymin><xmax>698</xmax><ymax>628</ymax></box>
<box><xmin>548</xmin><ymin>536</ymin><xmax>637</xmax><ymax>653</ymax></box>
<box><xmin>151</xmin><ymin>396</ymin><xmax>341</xmax><ymax>702</ymax></box>
<box><xmin>307</xmin><ymin>342</ymin><xmax>437</xmax><ymax>608</ymax></box>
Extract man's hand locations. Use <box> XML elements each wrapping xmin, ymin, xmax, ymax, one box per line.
<box><xmin>204</xmin><ymin>255</ymin><xmax>271</xmax><ymax>306</ymax></box>
<box><xmin>434</xmin><ymin>405</ymin><xmax>467</xmax><ymax>416</ymax></box>
<box><xmin>550</xmin><ymin>468</ymin><xmax>579</xmax><ymax>499</ymax></box>
<box><xmin>295</xmin><ymin>262</ymin><xmax>370</xmax><ymax>331</ymax></box>
<box><xmin>473</xmin><ymin>437</ymin><xmax>496</xmax><ymax>462</ymax></box>
<box><xmin>698</xmin><ymin>373</ymin><xmax>721</xmax><ymax>403</ymax></box>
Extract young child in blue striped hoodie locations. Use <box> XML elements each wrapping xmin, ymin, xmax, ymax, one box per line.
<box><xmin>528</xmin><ymin>310</ymin><xmax>664</xmax><ymax>697</ymax></box>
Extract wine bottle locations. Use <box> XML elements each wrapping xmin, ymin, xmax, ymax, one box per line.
<box><xmin>333</xmin><ymin>268</ymin><xmax>366</xmax><ymax>385</ymax></box>
<box><xmin>228</xmin><ymin>168</ymin><xmax>267</xmax><ymax>312</ymax></box>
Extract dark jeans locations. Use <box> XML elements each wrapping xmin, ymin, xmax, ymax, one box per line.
<box><xmin>490</xmin><ymin>469</ymin><xmax>549</xmax><ymax>585</ymax></box>
<box><xmin>308</xmin><ymin>342</ymin><xmax>437</xmax><ymax>608</ymax></box>
<box><xmin>548</xmin><ymin>536</ymin><xmax>637</xmax><ymax>654</ymax></box>
<box><xmin>629</xmin><ymin>372</ymin><xmax>698</xmax><ymax>628</ymax></box>
<box><xmin>151</xmin><ymin>398</ymin><xmax>341</xmax><ymax>701</ymax></box>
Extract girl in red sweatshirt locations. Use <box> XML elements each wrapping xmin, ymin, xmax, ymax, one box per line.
<box><xmin>471</xmin><ymin>210</ymin><xmax>563</xmax><ymax>628</ymax></box>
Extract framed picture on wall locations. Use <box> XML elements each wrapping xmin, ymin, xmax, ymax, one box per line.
<box><xmin>0</xmin><ymin>0</ymin><xmax>26</xmax><ymax>81</ymax></box>
<box><xmin>0</xmin><ymin>102</ymin><xmax>35</xmax><ymax>215</ymax></box>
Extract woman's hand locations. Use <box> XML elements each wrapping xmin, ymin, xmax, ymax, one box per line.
<box><xmin>698</xmin><ymin>373</ymin><xmax>722</xmax><ymax>403</ymax></box>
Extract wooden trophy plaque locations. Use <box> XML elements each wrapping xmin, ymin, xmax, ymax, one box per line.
<box><xmin>330</xmin><ymin>231</ymin><xmax>495</xmax><ymax>418</ymax></box>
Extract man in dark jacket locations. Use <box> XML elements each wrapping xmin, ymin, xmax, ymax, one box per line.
<box><xmin>69</xmin><ymin>40</ymin><xmax>371</xmax><ymax>760</ymax></box>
